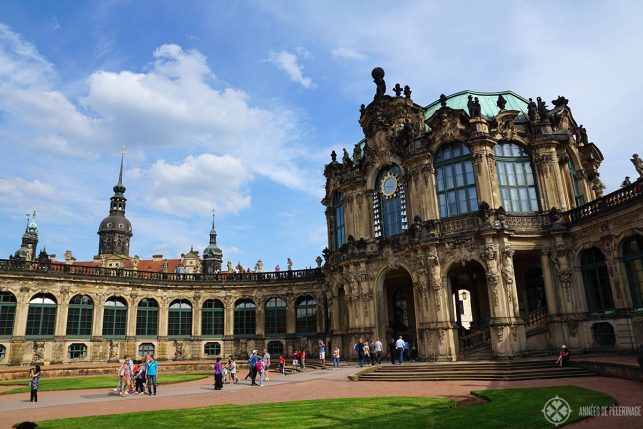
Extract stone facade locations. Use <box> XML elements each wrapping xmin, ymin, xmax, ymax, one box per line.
<box><xmin>321</xmin><ymin>69</ymin><xmax>643</xmax><ymax>361</ymax></box>
<box><xmin>1</xmin><ymin>69</ymin><xmax>642</xmax><ymax>366</ymax></box>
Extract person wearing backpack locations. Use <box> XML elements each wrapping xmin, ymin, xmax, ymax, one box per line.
<box><xmin>248</xmin><ymin>350</ymin><xmax>259</xmax><ymax>386</ymax></box>
<box><xmin>354</xmin><ymin>338</ymin><xmax>364</xmax><ymax>367</ymax></box>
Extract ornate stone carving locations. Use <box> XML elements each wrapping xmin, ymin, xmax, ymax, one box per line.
<box><xmin>445</xmin><ymin>238</ymin><xmax>481</xmax><ymax>266</ymax></box>
<box><xmin>510</xmin><ymin>324</ymin><xmax>518</xmax><ymax>341</ymax></box>
<box><xmin>566</xmin><ymin>320</ymin><xmax>579</xmax><ymax>337</ymax></box>
<box><xmin>487</xmin><ymin>272</ymin><xmax>500</xmax><ymax>306</ymax></box>
<box><xmin>438</xmin><ymin>329</ymin><xmax>446</xmax><ymax>345</ymax></box>
<box><xmin>108</xmin><ymin>339</ymin><xmax>118</xmax><ymax>359</ymax></box>
<box><xmin>497</xmin><ymin>117</ymin><xmax>515</xmax><ymax>140</ymax></box>
<box><xmin>632</xmin><ymin>154</ymin><xmax>643</xmax><ymax>179</ymax></box>
<box><xmin>534</xmin><ymin>154</ymin><xmax>552</xmax><ymax>177</ymax></box>
<box><xmin>486</xmin><ymin>153</ymin><xmax>495</xmax><ymax>175</ymax></box>
<box><xmin>31</xmin><ymin>340</ymin><xmax>45</xmax><ymax>364</ymax></box>
<box><xmin>472</xmin><ymin>152</ymin><xmax>484</xmax><ymax>173</ymax></box>
<box><xmin>480</xmin><ymin>245</ymin><xmax>497</xmax><ymax>264</ymax></box>
<box><xmin>174</xmin><ymin>340</ymin><xmax>185</xmax><ymax>360</ymax></box>
<box><xmin>494</xmin><ymin>325</ymin><xmax>504</xmax><ymax>342</ymax></box>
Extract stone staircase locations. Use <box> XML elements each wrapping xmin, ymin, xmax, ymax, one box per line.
<box><xmin>355</xmin><ymin>359</ymin><xmax>595</xmax><ymax>381</ymax></box>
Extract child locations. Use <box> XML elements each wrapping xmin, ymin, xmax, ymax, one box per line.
<box><xmin>229</xmin><ymin>358</ymin><xmax>238</xmax><ymax>383</ymax></box>
<box><xmin>293</xmin><ymin>350</ymin><xmax>299</xmax><ymax>371</ymax></box>
<box><xmin>29</xmin><ymin>365</ymin><xmax>40</xmax><ymax>403</ymax></box>
<box><xmin>279</xmin><ymin>354</ymin><xmax>285</xmax><ymax>375</ymax></box>
<box><xmin>119</xmin><ymin>358</ymin><xmax>131</xmax><ymax>397</ymax></box>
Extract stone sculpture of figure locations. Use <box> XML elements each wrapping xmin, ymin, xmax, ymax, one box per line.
<box><xmin>393</xmin><ymin>83</ymin><xmax>403</xmax><ymax>97</ymax></box>
<box><xmin>359</xmin><ymin>104</ymin><xmax>365</xmax><ymax>115</ymax></box>
<box><xmin>473</xmin><ymin>97</ymin><xmax>482</xmax><ymax>117</ymax></box>
<box><xmin>32</xmin><ymin>341</ymin><xmax>45</xmax><ymax>364</ymax></box>
<box><xmin>174</xmin><ymin>341</ymin><xmax>184</xmax><ymax>360</ymax></box>
<box><xmin>108</xmin><ymin>339</ymin><xmax>118</xmax><ymax>359</ymax></box>
<box><xmin>315</xmin><ymin>255</ymin><xmax>322</xmax><ymax>268</ymax></box>
<box><xmin>552</xmin><ymin>96</ymin><xmax>569</xmax><ymax>107</ymax></box>
<box><xmin>287</xmin><ymin>258</ymin><xmax>293</xmax><ymax>271</ymax></box>
<box><xmin>403</xmin><ymin>85</ymin><xmax>412</xmax><ymax>98</ymax></box>
<box><xmin>330</xmin><ymin>150</ymin><xmax>337</xmax><ymax>162</ymax></box>
<box><xmin>497</xmin><ymin>95</ymin><xmax>507</xmax><ymax>110</ymax></box>
<box><xmin>372</xmin><ymin>67</ymin><xmax>386</xmax><ymax>99</ymax></box>
<box><xmin>592</xmin><ymin>179</ymin><xmax>606</xmax><ymax>197</ymax></box>
<box><xmin>255</xmin><ymin>259</ymin><xmax>264</xmax><ymax>272</ymax></box>
<box><xmin>226</xmin><ymin>260</ymin><xmax>233</xmax><ymax>273</ymax></box>
<box><xmin>537</xmin><ymin>97</ymin><xmax>548</xmax><ymax>121</ymax></box>
<box><xmin>342</xmin><ymin>148</ymin><xmax>352</xmax><ymax>167</ymax></box>
<box><xmin>467</xmin><ymin>95</ymin><xmax>475</xmax><ymax>116</ymax></box>
<box><xmin>352</xmin><ymin>144</ymin><xmax>362</xmax><ymax>163</ymax></box>
<box><xmin>400</xmin><ymin>119</ymin><xmax>414</xmax><ymax>143</ymax></box>
<box><xmin>632</xmin><ymin>154</ymin><xmax>643</xmax><ymax>179</ymax></box>
<box><xmin>439</xmin><ymin>93</ymin><xmax>448</xmax><ymax>108</ymax></box>
<box><xmin>577</xmin><ymin>125</ymin><xmax>588</xmax><ymax>145</ymax></box>
<box><xmin>527</xmin><ymin>98</ymin><xmax>538</xmax><ymax>122</ymax></box>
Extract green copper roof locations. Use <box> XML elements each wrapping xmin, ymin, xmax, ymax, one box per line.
<box><xmin>27</xmin><ymin>210</ymin><xmax>38</xmax><ymax>232</ymax></box>
<box><xmin>425</xmin><ymin>90</ymin><xmax>529</xmax><ymax>120</ymax></box>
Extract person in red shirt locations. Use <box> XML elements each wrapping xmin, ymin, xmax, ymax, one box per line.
<box><xmin>300</xmin><ymin>349</ymin><xmax>306</xmax><ymax>371</ymax></box>
<box><xmin>279</xmin><ymin>355</ymin><xmax>285</xmax><ymax>375</ymax></box>
<box><xmin>293</xmin><ymin>350</ymin><xmax>300</xmax><ymax>371</ymax></box>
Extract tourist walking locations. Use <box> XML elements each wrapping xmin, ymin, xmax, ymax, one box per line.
<box><xmin>332</xmin><ymin>345</ymin><xmax>340</xmax><ymax>369</ymax></box>
<box><xmin>248</xmin><ymin>350</ymin><xmax>259</xmax><ymax>385</ymax></box>
<box><xmin>369</xmin><ymin>340</ymin><xmax>376</xmax><ymax>365</ymax></box>
<box><xmin>374</xmin><ymin>338</ymin><xmax>383</xmax><ymax>364</ymax></box>
<box><xmin>135</xmin><ymin>360</ymin><xmax>146</xmax><ymax>394</ymax></box>
<box><xmin>300</xmin><ymin>349</ymin><xmax>306</xmax><ymax>371</ymax></box>
<box><xmin>362</xmin><ymin>341</ymin><xmax>370</xmax><ymax>367</ymax></box>
<box><xmin>279</xmin><ymin>355</ymin><xmax>286</xmax><ymax>375</ymax></box>
<box><xmin>214</xmin><ymin>357</ymin><xmax>223</xmax><ymax>390</ymax></box>
<box><xmin>119</xmin><ymin>358</ymin><xmax>130</xmax><ymax>397</ymax></box>
<box><xmin>396</xmin><ymin>336</ymin><xmax>405</xmax><ymax>364</ymax></box>
<box><xmin>229</xmin><ymin>357</ymin><xmax>238</xmax><ymax>383</ymax></box>
<box><xmin>319</xmin><ymin>340</ymin><xmax>326</xmax><ymax>368</ymax></box>
<box><xmin>293</xmin><ymin>350</ymin><xmax>300</xmax><ymax>371</ymax></box>
<box><xmin>388</xmin><ymin>338</ymin><xmax>396</xmax><ymax>364</ymax></box>
<box><xmin>28</xmin><ymin>365</ymin><xmax>40</xmax><ymax>403</ymax></box>
<box><xmin>257</xmin><ymin>357</ymin><xmax>265</xmax><ymax>387</ymax></box>
<box><xmin>262</xmin><ymin>349</ymin><xmax>271</xmax><ymax>382</ymax></box>
<box><xmin>146</xmin><ymin>355</ymin><xmax>158</xmax><ymax>395</ymax></box>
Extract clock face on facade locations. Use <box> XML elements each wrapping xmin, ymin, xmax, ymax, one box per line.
<box><xmin>381</xmin><ymin>172</ymin><xmax>399</xmax><ymax>198</ymax></box>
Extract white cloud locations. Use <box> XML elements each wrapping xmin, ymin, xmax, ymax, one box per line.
<box><xmin>267</xmin><ymin>49</ymin><xmax>315</xmax><ymax>89</ymax></box>
<box><xmin>0</xmin><ymin>23</ymin><xmax>56</xmax><ymax>89</ymax></box>
<box><xmin>0</xmin><ymin>177</ymin><xmax>56</xmax><ymax>206</ymax></box>
<box><xmin>331</xmin><ymin>46</ymin><xmax>366</xmax><ymax>61</ymax></box>
<box><xmin>141</xmin><ymin>153</ymin><xmax>253</xmax><ymax>216</ymax></box>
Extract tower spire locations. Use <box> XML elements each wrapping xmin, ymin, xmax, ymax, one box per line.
<box><xmin>211</xmin><ymin>208</ymin><xmax>216</xmax><ymax>229</ymax></box>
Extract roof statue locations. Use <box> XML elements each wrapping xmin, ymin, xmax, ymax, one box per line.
<box><xmin>527</xmin><ymin>98</ymin><xmax>538</xmax><ymax>122</ymax></box>
<box><xmin>497</xmin><ymin>95</ymin><xmax>507</xmax><ymax>110</ymax></box>
<box><xmin>393</xmin><ymin>83</ymin><xmax>403</xmax><ymax>97</ymax></box>
<box><xmin>403</xmin><ymin>85</ymin><xmax>412</xmax><ymax>98</ymax></box>
<box><xmin>439</xmin><ymin>93</ymin><xmax>448</xmax><ymax>108</ymax></box>
<box><xmin>536</xmin><ymin>97</ymin><xmax>548</xmax><ymax>121</ymax></box>
<box><xmin>632</xmin><ymin>154</ymin><xmax>643</xmax><ymax>179</ymax></box>
<box><xmin>552</xmin><ymin>95</ymin><xmax>569</xmax><ymax>107</ymax></box>
<box><xmin>372</xmin><ymin>67</ymin><xmax>386</xmax><ymax>99</ymax></box>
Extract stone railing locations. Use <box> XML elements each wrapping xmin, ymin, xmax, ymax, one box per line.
<box><xmin>567</xmin><ymin>180</ymin><xmax>643</xmax><ymax>224</ymax></box>
<box><xmin>0</xmin><ymin>259</ymin><xmax>324</xmax><ymax>284</ymax></box>
<box><xmin>459</xmin><ymin>328</ymin><xmax>491</xmax><ymax>351</ymax></box>
<box><xmin>524</xmin><ymin>308</ymin><xmax>548</xmax><ymax>332</ymax></box>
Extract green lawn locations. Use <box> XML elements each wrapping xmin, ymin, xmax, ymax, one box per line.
<box><xmin>0</xmin><ymin>373</ymin><xmax>210</xmax><ymax>395</ymax></box>
<box><xmin>33</xmin><ymin>386</ymin><xmax>613</xmax><ymax>429</ymax></box>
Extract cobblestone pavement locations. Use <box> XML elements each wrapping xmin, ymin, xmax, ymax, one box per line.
<box><xmin>0</xmin><ymin>364</ymin><xmax>641</xmax><ymax>428</ymax></box>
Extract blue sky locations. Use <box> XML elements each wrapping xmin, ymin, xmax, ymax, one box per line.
<box><xmin>0</xmin><ymin>1</ymin><xmax>642</xmax><ymax>269</ymax></box>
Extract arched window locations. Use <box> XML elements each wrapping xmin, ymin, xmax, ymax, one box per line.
<box><xmin>267</xmin><ymin>340</ymin><xmax>284</xmax><ymax>356</ymax></box>
<box><xmin>26</xmin><ymin>293</ymin><xmax>57</xmax><ymax>338</ymax></box>
<box><xmin>435</xmin><ymin>142</ymin><xmax>478</xmax><ymax>218</ymax></box>
<box><xmin>139</xmin><ymin>343</ymin><xmax>155</xmax><ymax>357</ymax></box>
<box><xmin>66</xmin><ymin>295</ymin><xmax>93</xmax><ymax>337</ymax></box>
<box><xmin>374</xmin><ymin>164</ymin><xmax>407</xmax><ymax>238</ymax></box>
<box><xmin>623</xmin><ymin>236</ymin><xmax>643</xmax><ymax>308</ymax></box>
<box><xmin>580</xmin><ymin>248</ymin><xmax>613</xmax><ymax>312</ymax></box>
<box><xmin>265</xmin><ymin>297</ymin><xmax>286</xmax><ymax>336</ymax></box>
<box><xmin>494</xmin><ymin>142</ymin><xmax>539</xmax><ymax>212</ymax></box>
<box><xmin>332</xmin><ymin>192</ymin><xmax>345</xmax><ymax>249</ymax></box>
<box><xmin>202</xmin><ymin>299</ymin><xmax>224</xmax><ymax>337</ymax></box>
<box><xmin>136</xmin><ymin>298</ymin><xmax>158</xmax><ymax>336</ymax></box>
<box><xmin>296</xmin><ymin>296</ymin><xmax>317</xmax><ymax>335</ymax></box>
<box><xmin>234</xmin><ymin>299</ymin><xmax>256</xmax><ymax>337</ymax></box>
<box><xmin>168</xmin><ymin>299</ymin><xmax>192</xmax><ymax>337</ymax></box>
<box><xmin>103</xmin><ymin>296</ymin><xmax>128</xmax><ymax>337</ymax></box>
<box><xmin>393</xmin><ymin>290</ymin><xmax>408</xmax><ymax>331</ymax></box>
<box><xmin>592</xmin><ymin>322</ymin><xmax>616</xmax><ymax>346</ymax></box>
<box><xmin>0</xmin><ymin>292</ymin><xmax>17</xmax><ymax>337</ymax></box>
<box><xmin>68</xmin><ymin>343</ymin><xmax>87</xmax><ymax>359</ymax></box>
<box><xmin>568</xmin><ymin>157</ymin><xmax>585</xmax><ymax>206</ymax></box>
<box><xmin>204</xmin><ymin>342</ymin><xmax>221</xmax><ymax>356</ymax></box>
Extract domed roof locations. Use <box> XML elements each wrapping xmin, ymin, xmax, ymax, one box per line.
<box><xmin>98</xmin><ymin>215</ymin><xmax>132</xmax><ymax>235</ymax></box>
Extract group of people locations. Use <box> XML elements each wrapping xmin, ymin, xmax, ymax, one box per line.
<box><xmin>354</xmin><ymin>338</ymin><xmax>384</xmax><ymax>367</ymax></box>
<box><xmin>114</xmin><ymin>354</ymin><xmax>158</xmax><ymax>397</ymax></box>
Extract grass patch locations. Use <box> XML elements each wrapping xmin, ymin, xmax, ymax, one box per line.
<box><xmin>34</xmin><ymin>386</ymin><xmax>614</xmax><ymax>429</ymax></box>
<box><xmin>0</xmin><ymin>373</ymin><xmax>210</xmax><ymax>395</ymax></box>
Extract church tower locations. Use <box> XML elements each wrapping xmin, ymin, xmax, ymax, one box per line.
<box><xmin>12</xmin><ymin>210</ymin><xmax>38</xmax><ymax>261</ymax></box>
<box><xmin>98</xmin><ymin>147</ymin><xmax>132</xmax><ymax>257</ymax></box>
<box><xmin>202</xmin><ymin>211</ymin><xmax>223</xmax><ymax>273</ymax></box>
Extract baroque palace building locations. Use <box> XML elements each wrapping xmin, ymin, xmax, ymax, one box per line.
<box><xmin>1</xmin><ymin>67</ymin><xmax>642</xmax><ymax>365</ymax></box>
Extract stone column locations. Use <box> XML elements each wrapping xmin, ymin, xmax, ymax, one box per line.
<box><xmin>533</xmin><ymin>141</ymin><xmax>563</xmax><ymax>210</ymax></box>
<box><xmin>158</xmin><ymin>300</ymin><xmax>169</xmax><ymax>338</ymax></box>
<box><xmin>540</xmin><ymin>251</ymin><xmax>560</xmax><ymax>315</ymax></box>
<box><xmin>13</xmin><ymin>290</ymin><xmax>30</xmax><ymax>338</ymax></box>
<box><xmin>255</xmin><ymin>300</ymin><xmax>265</xmax><ymax>337</ymax></box>
<box><xmin>192</xmin><ymin>304</ymin><xmax>202</xmax><ymax>338</ymax></box>
<box><xmin>469</xmin><ymin>132</ymin><xmax>499</xmax><ymax>209</ymax></box>
<box><xmin>224</xmin><ymin>297</ymin><xmax>234</xmax><ymax>337</ymax></box>
<box><xmin>54</xmin><ymin>291</ymin><xmax>70</xmax><ymax>337</ymax></box>
<box><xmin>125</xmin><ymin>296</ymin><xmax>138</xmax><ymax>338</ymax></box>
<box><xmin>91</xmin><ymin>295</ymin><xmax>105</xmax><ymax>338</ymax></box>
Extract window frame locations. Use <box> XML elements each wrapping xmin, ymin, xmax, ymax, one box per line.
<box><xmin>435</xmin><ymin>142</ymin><xmax>478</xmax><ymax>218</ymax></box>
<box><xmin>202</xmin><ymin>299</ymin><xmax>224</xmax><ymax>338</ymax></box>
<box><xmin>494</xmin><ymin>142</ymin><xmax>539</xmax><ymax>213</ymax></box>
<box><xmin>234</xmin><ymin>299</ymin><xmax>256</xmax><ymax>337</ymax></box>
<box><xmin>136</xmin><ymin>298</ymin><xmax>159</xmax><ymax>337</ymax></box>
<box><xmin>168</xmin><ymin>299</ymin><xmax>193</xmax><ymax>338</ymax></box>
<box><xmin>295</xmin><ymin>296</ymin><xmax>317</xmax><ymax>336</ymax></box>
<box><xmin>623</xmin><ymin>236</ymin><xmax>643</xmax><ymax>309</ymax></box>
<box><xmin>0</xmin><ymin>292</ymin><xmax>17</xmax><ymax>338</ymax></box>
<box><xmin>374</xmin><ymin>164</ymin><xmax>407</xmax><ymax>238</ymax></box>
<box><xmin>580</xmin><ymin>248</ymin><xmax>614</xmax><ymax>313</ymax></box>
<box><xmin>102</xmin><ymin>296</ymin><xmax>128</xmax><ymax>339</ymax></box>
<box><xmin>265</xmin><ymin>297</ymin><xmax>287</xmax><ymax>336</ymax></box>
<box><xmin>332</xmin><ymin>192</ymin><xmax>346</xmax><ymax>250</ymax></box>
<box><xmin>25</xmin><ymin>293</ymin><xmax>57</xmax><ymax>339</ymax></box>
<box><xmin>67</xmin><ymin>343</ymin><xmax>88</xmax><ymax>360</ymax></box>
<box><xmin>66</xmin><ymin>294</ymin><xmax>94</xmax><ymax>338</ymax></box>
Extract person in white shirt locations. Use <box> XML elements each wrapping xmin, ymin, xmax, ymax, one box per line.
<box><xmin>395</xmin><ymin>336</ymin><xmax>405</xmax><ymax>364</ymax></box>
<box><xmin>374</xmin><ymin>338</ymin><xmax>383</xmax><ymax>364</ymax></box>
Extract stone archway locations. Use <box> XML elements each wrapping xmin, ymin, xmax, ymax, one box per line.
<box><xmin>378</xmin><ymin>268</ymin><xmax>417</xmax><ymax>357</ymax></box>
<box><xmin>446</xmin><ymin>260</ymin><xmax>490</xmax><ymax>352</ymax></box>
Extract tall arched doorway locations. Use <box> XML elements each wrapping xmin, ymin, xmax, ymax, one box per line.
<box><xmin>381</xmin><ymin>269</ymin><xmax>417</xmax><ymax>347</ymax></box>
<box><xmin>447</xmin><ymin>261</ymin><xmax>490</xmax><ymax>350</ymax></box>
